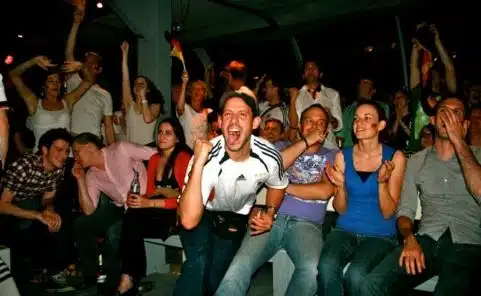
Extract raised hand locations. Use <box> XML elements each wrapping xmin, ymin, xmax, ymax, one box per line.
<box><xmin>181</xmin><ymin>71</ymin><xmax>189</xmax><ymax>85</ymax></box>
<box><xmin>73</xmin><ymin>7</ymin><xmax>85</xmax><ymax>24</ymax></box>
<box><xmin>193</xmin><ymin>139</ymin><xmax>213</xmax><ymax>165</ymax></box>
<box><xmin>378</xmin><ymin>160</ymin><xmax>395</xmax><ymax>183</ymax></box>
<box><xmin>399</xmin><ymin>235</ymin><xmax>426</xmax><ymax>275</ymax></box>
<box><xmin>34</xmin><ymin>56</ymin><xmax>57</xmax><ymax>70</ymax></box>
<box><xmin>440</xmin><ymin>108</ymin><xmax>467</xmax><ymax>144</ymax></box>
<box><xmin>72</xmin><ymin>161</ymin><xmax>85</xmax><ymax>180</ymax></box>
<box><xmin>62</xmin><ymin>61</ymin><xmax>83</xmax><ymax>73</ymax></box>
<box><xmin>288</xmin><ymin>88</ymin><xmax>299</xmax><ymax>103</ymax></box>
<box><xmin>304</xmin><ymin>128</ymin><xmax>327</xmax><ymax>146</ymax></box>
<box><xmin>121</xmin><ymin>41</ymin><xmax>129</xmax><ymax>55</ymax></box>
<box><xmin>325</xmin><ymin>163</ymin><xmax>345</xmax><ymax>187</ymax></box>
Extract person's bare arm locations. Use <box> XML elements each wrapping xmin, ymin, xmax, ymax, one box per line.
<box><xmin>329</xmin><ymin>152</ymin><xmax>348</xmax><ymax>214</ymax></box>
<box><xmin>8</xmin><ymin>58</ymin><xmax>40</xmax><ymax>115</ymax></box>
<box><xmin>0</xmin><ymin>188</ymin><xmax>41</xmax><ymax>220</ymax></box>
<box><xmin>121</xmin><ymin>41</ymin><xmax>134</xmax><ymax>112</ymax></box>
<box><xmin>103</xmin><ymin>116</ymin><xmax>116</xmax><ymax>145</ymax></box>
<box><xmin>178</xmin><ymin>141</ymin><xmax>212</xmax><ymax>229</ymax></box>
<box><xmin>62</xmin><ymin>61</ymin><xmax>94</xmax><ymax>110</ymax></box>
<box><xmin>72</xmin><ymin>162</ymin><xmax>96</xmax><ymax>215</ymax></box>
<box><xmin>0</xmin><ymin>110</ymin><xmax>8</xmax><ymax>166</ymax></box>
<box><xmin>140</xmin><ymin>101</ymin><xmax>161</xmax><ymax>124</ymax></box>
<box><xmin>176</xmin><ymin>73</ymin><xmax>188</xmax><ymax>116</ymax></box>
<box><xmin>432</xmin><ymin>26</ymin><xmax>456</xmax><ymax>93</ymax></box>
<box><xmin>65</xmin><ymin>8</ymin><xmax>84</xmax><ymax>62</ymax></box>
<box><xmin>287</xmin><ymin>88</ymin><xmax>299</xmax><ymax>142</ymax></box>
<box><xmin>378</xmin><ymin>151</ymin><xmax>407</xmax><ymax>218</ymax></box>
<box><xmin>410</xmin><ymin>41</ymin><xmax>421</xmax><ymax>90</ymax></box>
<box><xmin>285</xmin><ymin>173</ymin><xmax>334</xmax><ymax>200</ymax></box>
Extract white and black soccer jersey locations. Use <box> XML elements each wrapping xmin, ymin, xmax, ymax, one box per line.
<box><xmin>183</xmin><ymin>135</ymin><xmax>289</xmax><ymax>215</ymax></box>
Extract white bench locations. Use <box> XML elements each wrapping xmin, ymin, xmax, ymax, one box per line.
<box><xmin>144</xmin><ymin>196</ymin><xmax>436</xmax><ymax>296</ymax></box>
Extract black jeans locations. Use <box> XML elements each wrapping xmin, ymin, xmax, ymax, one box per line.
<box><xmin>120</xmin><ymin>207</ymin><xmax>177</xmax><ymax>282</ymax></box>
<box><xmin>362</xmin><ymin>229</ymin><xmax>481</xmax><ymax>296</ymax></box>
<box><xmin>73</xmin><ymin>194</ymin><xmax>124</xmax><ymax>285</ymax></box>
<box><xmin>0</xmin><ymin>199</ymin><xmax>71</xmax><ymax>279</ymax></box>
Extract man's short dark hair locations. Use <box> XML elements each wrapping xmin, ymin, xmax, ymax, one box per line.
<box><xmin>300</xmin><ymin>104</ymin><xmax>329</xmax><ymax>123</ymax></box>
<box><xmin>434</xmin><ymin>93</ymin><xmax>470</xmax><ymax>118</ymax></box>
<box><xmin>225</xmin><ymin>61</ymin><xmax>247</xmax><ymax>81</ymax></box>
<box><xmin>264</xmin><ymin>118</ymin><xmax>285</xmax><ymax>133</ymax></box>
<box><xmin>72</xmin><ymin>133</ymin><xmax>103</xmax><ymax>148</ymax></box>
<box><xmin>38</xmin><ymin>128</ymin><xmax>73</xmax><ymax>151</ymax></box>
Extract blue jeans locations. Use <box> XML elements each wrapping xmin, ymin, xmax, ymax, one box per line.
<box><xmin>216</xmin><ymin>214</ymin><xmax>323</xmax><ymax>296</ymax></box>
<box><xmin>174</xmin><ymin>211</ymin><xmax>244</xmax><ymax>296</ymax></box>
<box><xmin>361</xmin><ymin>229</ymin><xmax>481</xmax><ymax>296</ymax></box>
<box><xmin>317</xmin><ymin>228</ymin><xmax>397</xmax><ymax>296</ymax></box>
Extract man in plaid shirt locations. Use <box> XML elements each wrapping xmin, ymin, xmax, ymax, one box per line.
<box><xmin>0</xmin><ymin>128</ymin><xmax>72</xmax><ymax>282</ymax></box>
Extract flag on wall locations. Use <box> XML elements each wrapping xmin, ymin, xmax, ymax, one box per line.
<box><xmin>170</xmin><ymin>40</ymin><xmax>187</xmax><ymax>72</ymax></box>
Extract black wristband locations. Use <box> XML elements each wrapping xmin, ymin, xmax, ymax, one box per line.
<box><xmin>301</xmin><ymin>136</ymin><xmax>309</xmax><ymax>148</ymax></box>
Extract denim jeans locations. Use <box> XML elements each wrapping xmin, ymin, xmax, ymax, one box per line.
<box><xmin>361</xmin><ymin>229</ymin><xmax>481</xmax><ymax>296</ymax></box>
<box><xmin>216</xmin><ymin>214</ymin><xmax>323</xmax><ymax>296</ymax></box>
<box><xmin>174</xmin><ymin>211</ymin><xmax>244</xmax><ymax>296</ymax></box>
<box><xmin>317</xmin><ymin>228</ymin><xmax>397</xmax><ymax>296</ymax></box>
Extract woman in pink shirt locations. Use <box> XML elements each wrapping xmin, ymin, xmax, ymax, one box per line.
<box><xmin>115</xmin><ymin>118</ymin><xmax>192</xmax><ymax>295</ymax></box>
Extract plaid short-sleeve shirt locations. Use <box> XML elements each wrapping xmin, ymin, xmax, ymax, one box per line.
<box><xmin>1</xmin><ymin>152</ymin><xmax>65</xmax><ymax>202</ymax></box>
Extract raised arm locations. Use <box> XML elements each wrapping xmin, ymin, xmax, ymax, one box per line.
<box><xmin>178</xmin><ymin>140</ymin><xmax>213</xmax><ymax>229</ymax></box>
<box><xmin>176</xmin><ymin>72</ymin><xmax>189</xmax><ymax>116</ymax></box>
<box><xmin>9</xmin><ymin>56</ymin><xmax>56</xmax><ymax>115</ymax></box>
<box><xmin>65</xmin><ymin>8</ymin><xmax>84</xmax><ymax>61</ymax></box>
<box><xmin>72</xmin><ymin>162</ymin><xmax>96</xmax><ymax>215</ymax></box>
<box><xmin>432</xmin><ymin>25</ymin><xmax>456</xmax><ymax>93</ymax></box>
<box><xmin>377</xmin><ymin>150</ymin><xmax>407</xmax><ymax>219</ymax></box>
<box><xmin>62</xmin><ymin>61</ymin><xmax>94</xmax><ymax>110</ymax></box>
<box><xmin>120</xmin><ymin>41</ymin><xmax>134</xmax><ymax>111</ymax></box>
<box><xmin>409</xmin><ymin>41</ymin><xmax>421</xmax><ymax>90</ymax></box>
<box><xmin>0</xmin><ymin>109</ymin><xmax>8</xmax><ymax>167</ymax></box>
<box><xmin>287</xmin><ymin>88</ymin><xmax>300</xmax><ymax>142</ymax></box>
<box><xmin>139</xmin><ymin>93</ymin><xmax>161</xmax><ymax>124</ymax></box>
<box><xmin>280</xmin><ymin>128</ymin><xmax>326</xmax><ymax>169</ymax></box>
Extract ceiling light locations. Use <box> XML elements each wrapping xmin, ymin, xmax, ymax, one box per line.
<box><xmin>17</xmin><ymin>34</ymin><xmax>23</xmax><ymax>39</ymax></box>
<box><xmin>96</xmin><ymin>2</ymin><xmax>103</xmax><ymax>8</ymax></box>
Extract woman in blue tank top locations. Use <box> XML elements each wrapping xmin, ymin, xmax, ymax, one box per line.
<box><xmin>317</xmin><ymin>101</ymin><xmax>406</xmax><ymax>296</ymax></box>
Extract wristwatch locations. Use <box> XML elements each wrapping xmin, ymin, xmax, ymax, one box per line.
<box><xmin>265</xmin><ymin>205</ymin><xmax>278</xmax><ymax>220</ymax></box>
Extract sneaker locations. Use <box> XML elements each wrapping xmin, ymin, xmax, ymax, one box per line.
<box><xmin>45</xmin><ymin>273</ymin><xmax>75</xmax><ymax>293</ymax></box>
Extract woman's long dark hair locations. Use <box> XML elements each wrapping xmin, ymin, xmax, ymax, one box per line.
<box><xmin>136</xmin><ymin>75</ymin><xmax>165</xmax><ymax>113</ymax></box>
<box><xmin>353</xmin><ymin>100</ymin><xmax>390</xmax><ymax>144</ymax></box>
<box><xmin>158</xmin><ymin>117</ymin><xmax>193</xmax><ymax>182</ymax></box>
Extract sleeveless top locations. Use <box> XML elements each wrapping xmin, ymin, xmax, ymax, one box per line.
<box><xmin>27</xmin><ymin>100</ymin><xmax>70</xmax><ymax>152</ymax></box>
<box><xmin>336</xmin><ymin>144</ymin><xmax>397</xmax><ymax>237</ymax></box>
<box><xmin>126</xmin><ymin>104</ymin><xmax>156</xmax><ymax>145</ymax></box>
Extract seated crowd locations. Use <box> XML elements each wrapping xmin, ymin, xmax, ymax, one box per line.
<box><xmin>0</xmin><ymin>8</ymin><xmax>480</xmax><ymax>296</ymax></box>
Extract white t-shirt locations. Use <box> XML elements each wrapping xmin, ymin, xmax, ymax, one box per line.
<box><xmin>126</xmin><ymin>104</ymin><xmax>155</xmax><ymax>145</ymax></box>
<box><xmin>66</xmin><ymin>74</ymin><xmax>113</xmax><ymax>137</ymax></box>
<box><xmin>183</xmin><ymin>135</ymin><xmax>289</xmax><ymax>215</ymax></box>
<box><xmin>177</xmin><ymin>104</ymin><xmax>210</xmax><ymax>149</ymax></box>
<box><xmin>259</xmin><ymin>101</ymin><xmax>289</xmax><ymax>128</ymax></box>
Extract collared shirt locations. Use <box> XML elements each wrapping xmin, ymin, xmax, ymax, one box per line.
<box><xmin>183</xmin><ymin>135</ymin><xmax>289</xmax><ymax>215</ymax></box>
<box><xmin>397</xmin><ymin>147</ymin><xmax>481</xmax><ymax>245</ymax></box>
<box><xmin>2</xmin><ymin>152</ymin><xmax>65</xmax><ymax>202</ymax></box>
<box><xmin>295</xmin><ymin>85</ymin><xmax>342</xmax><ymax>148</ymax></box>
<box><xmin>85</xmin><ymin>141</ymin><xmax>156</xmax><ymax>209</ymax></box>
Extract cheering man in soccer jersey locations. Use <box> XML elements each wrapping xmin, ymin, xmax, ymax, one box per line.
<box><xmin>176</xmin><ymin>88</ymin><xmax>288</xmax><ymax>296</ymax></box>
